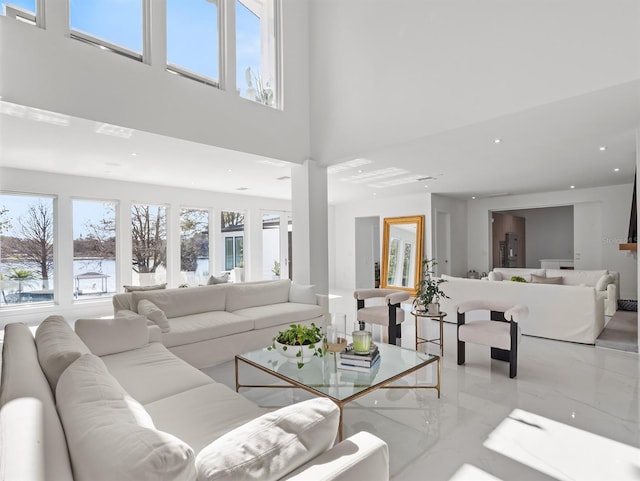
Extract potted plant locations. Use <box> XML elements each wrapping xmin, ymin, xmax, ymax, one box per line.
<box><xmin>271</xmin><ymin>260</ymin><xmax>280</xmax><ymax>279</ymax></box>
<box><xmin>414</xmin><ymin>259</ymin><xmax>450</xmax><ymax>315</ymax></box>
<box><xmin>268</xmin><ymin>323</ymin><xmax>324</xmax><ymax>368</ymax></box>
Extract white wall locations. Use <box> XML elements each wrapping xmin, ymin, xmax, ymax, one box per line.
<box><xmin>467</xmin><ymin>184</ymin><xmax>637</xmax><ymax>299</ymax></box>
<box><xmin>504</xmin><ymin>206</ymin><xmax>574</xmax><ymax>267</ymax></box>
<box><xmin>0</xmin><ymin>167</ymin><xmax>291</xmax><ymax>326</ymax></box>
<box><xmin>0</xmin><ymin>0</ymin><xmax>311</xmax><ymax>164</ymax></box>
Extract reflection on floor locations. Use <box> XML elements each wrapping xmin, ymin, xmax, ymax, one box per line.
<box><xmin>596</xmin><ymin>310</ymin><xmax>638</xmax><ymax>353</ymax></box>
<box><xmin>205</xmin><ymin>289</ymin><xmax>640</xmax><ymax>481</ymax></box>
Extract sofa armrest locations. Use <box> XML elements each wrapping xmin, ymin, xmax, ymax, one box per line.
<box><xmin>605</xmin><ymin>284</ymin><xmax>617</xmax><ymax>316</ymax></box>
<box><xmin>316</xmin><ymin>293</ymin><xmax>330</xmax><ymax>315</ymax></box>
<box><xmin>283</xmin><ymin>431</ymin><xmax>389</xmax><ymax>481</ymax></box>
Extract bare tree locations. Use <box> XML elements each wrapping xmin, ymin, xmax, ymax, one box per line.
<box><xmin>17</xmin><ymin>201</ymin><xmax>54</xmax><ymax>288</ymax></box>
<box><xmin>180</xmin><ymin>209</ymin><xmax>208</xmax><ymax>272</ymax></box>
<box><xmin>131</xmin><ymin>205</ymin><xmax>166</xmax><ymax>274</ymax></box>
<box><xmin>0</xmin><ymin>206</ymin><xmax>10</xmax><ymax>235</ymax></box>
<box><xmin>221</xmin><ymin>211</ymin><xmax>245</xmax><ymax>231</ymax></box>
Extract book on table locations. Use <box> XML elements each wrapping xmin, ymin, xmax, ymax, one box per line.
<box><xmin>338</xmin><ymin>355</ymin><xmax>381</xmax><ymax>372</ymax></box>
<box><xmin>340</xmin><ymin>343</ymin><xmax>379</xmax><ymax>362</ymax></box>
<box><xmin>339</xmin><ymin>351</ymin><xmax>380</xmax><ymax>368</ymax></box>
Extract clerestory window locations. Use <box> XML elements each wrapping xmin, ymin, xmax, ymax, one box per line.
<box><xmin>2</xmin><ymin>0</ymin><xmax>38</xmax><ymax>26</ymax></box>
<box><xmin>69</xmin><ymin>0</ymin><xmax>144</xmax><ymax>61</ymax></box>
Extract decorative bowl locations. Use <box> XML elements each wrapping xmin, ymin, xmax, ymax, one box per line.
<box><xmin>274</xmin><ymin>341</ymin><xmax>318</xmax><ymax>365</ymax></box>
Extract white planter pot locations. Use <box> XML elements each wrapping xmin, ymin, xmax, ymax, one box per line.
<box><xmin>275</xmin><ymin>341</ymin><xmax>320</xmax><ymax>365</ymax></box>
<box><xmin>427</xmin><ymin>302</ymin><xmax>440</xmax><ymax>315</ymax></box>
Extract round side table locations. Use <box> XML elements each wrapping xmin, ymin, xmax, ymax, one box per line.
<box><xmin>412</xmin><ymin>310</ymin><xmax>447</xmax><ymax>356</ymax></box>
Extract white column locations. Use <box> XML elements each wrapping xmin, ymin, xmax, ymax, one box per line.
<box><xmin>166</xmin><ymin>205</ymin><xmax>180</xmax><ymax>287</ymax></box>
<box><xmin>45</xmin><ymin>0</ymin><xmax>68</xmax><ymax>35</ymax></box>
<box><xmin>146</xmin><ymin>0</ymin><xmax>166</xmax><ymax>70</ymax></box>
<box><xmin>247</xmin><ymin>207</ymin><xmax>263</xmax><ymax>282</ymax></box>
<box><xmin>291</xmin><ymin>159</ymin><xmax>328</xmax><ymax>294</ymax></box>
<box><xmin>56</xmin><ymin>195</ymin><xmax>74</xmax><ymax>306</ymax></box>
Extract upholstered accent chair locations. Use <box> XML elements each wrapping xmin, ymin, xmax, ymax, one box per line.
<box><xmin>456</xmin><ymin>300</ymin><xmax>529</xmax><ymax>378</ymax></box>
<box><xmin>354</xmin><ymin>289</ymin><xmax>410</xmax><ymax>345</ymax></box>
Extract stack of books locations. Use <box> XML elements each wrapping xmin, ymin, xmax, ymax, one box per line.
<box><xmin>338</xmin><ymin>344</ymin><xmax>380</xmax><ymax>372</ymax></box>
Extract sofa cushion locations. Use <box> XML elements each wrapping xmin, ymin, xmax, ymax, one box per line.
<box><xmin>132</xmin><ymin>284</ymin><xmax>228</xmax><ymax>318</ymax></box>
<box><xmin>138</xmin><ymin>299</ymin><xmax>171</xmax><ymax>332</ymax></box>
<box><xmin>35</xmin><ymin>316</ymin><xmax>91</xmax><ymax>392</ymax></box>
<box><xmin>144</xmin><ymin>383</ymin><xmax>267</xmax><ymax>454</ymax></box>
<box><xmin>100</xmin><ymin>342</ymin><xmax>214</xmax><ymax>405</ymax></box>
<box><xmin>75</xmin><ymin>312</ymin><xmax>150</xmax><ymax>356</ymax></box>
<box><xmin>531</xmin><ymin>274</ymin><xmax>563</xmax><ymax>285</ymax></box>
<box><xmin>195</xmin><ymin>398</ymin><xmax>339</xmax><ymax>481</ymax></box>
<box><xmin>595</xmin><ymin>274</ymin><xmax>614</xmax><ymax>292</ymax></box>
<box><xmin>208</xmin><ymin>273</ymin><xmax>230</xmax><ymax>285</ymax></box>
<box><xmin>0</xmin><ymin>322</ymin><xmax>74</xmax><ymax>481</ymax></box>
<box><xmin>493</xmin><ymin>268</ymin><xmax>545</xmax><ymax>282</ymax></box>
<box><xmin>546</xmin><ymin>269</ymin><xmax>607</xmax><ymax>287</ymax></box>
<box><xmin>233</xmin><ymin>303</ymin><xmax>324</xmax><ymax>330</ymax></box>
<box><xmin>289</xmin><ymin>283</ymin><xmax>317</xmax><ymax>305</ymax></box>
<box><xmin>226</xmin><ymin>279</ymin><xmax>292</xmax><ymax>312</ymax></box>
<box><xmin>488</xmin><ymin>271</ymin><xmax>502</xmax><ymax>281</ymax></box>
<box><xmin>162</xmin><ymin>311</ymin><xmax>254</xmax><ymax>348</ymax></box>
<box><xmin>56</xmin><ymin>354</ymin><xmax>196</xmax><ymax>481</ymax></box>
<box><xmin>123</xmin><ymin>283</ymin><xmax>167</xmax><ymax>292</ymax></box>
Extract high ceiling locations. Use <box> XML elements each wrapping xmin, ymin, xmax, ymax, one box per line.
<box><xmin>1</xmin><ymin>1</ymin><xmax>639</xmax><ymax>204</ymax></box>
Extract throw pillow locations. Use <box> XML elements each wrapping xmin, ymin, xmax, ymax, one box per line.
<box><xmin>56</xmin><ymin>354</ymin><xmax>196</xmax><ymax>481</ymax></box>
<box><xmin>123</xmin><ymin>283</ymin><xmax>167</xmax><ymax>292</ymax></box>
<box><xmin>595</xmin><ymin>274</ymin><xmax>613</xmax><ymax>292</ymax></box>
<box><xmin>487</xmin><ymin>271</ymin><xmax>502</xmax><ymax>282</ymax></box>
<box><xmin>138</xmin><ymin>299</ymin><xmax>171</xmax><ymax>333</ymax></box>
<box><xmin>289</xmin><ymin>283</ymin><xmax>317</xmax><ymax>305</ymax></box>
<box><xmin>531</xmin><ymin>274</ymin><xmax>564</xmax><ymax>285</ymax></box>
<box><xmin>35</xmin><ymin>315</ymin><xmax>91</xmax><ymax>392</ymax></box>
<box><xmin>74</xmin><ymin>313</ymin><xmax>150</xmax><ymax>356</ymax></box>
<box><xmin>195</xmin><ymin>398</ymin><xmax>339</xmax><ymax>481</ymax></box>
<box><xmin>207</xmin><ymin>273</ymin><xmax>230</xmax><ymax>285</ymax></box>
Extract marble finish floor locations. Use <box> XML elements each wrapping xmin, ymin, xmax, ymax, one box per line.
<box><xmin>205</xmin><ymin>290</ymin><xmax>640</xmax><ymax>481</ymax></box>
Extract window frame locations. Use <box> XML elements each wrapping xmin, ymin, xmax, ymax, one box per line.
<box><xmin>3</xmin><ymin>0</ymin><xmax>42</xmax><ymax>27</ymax></box>
<box><xmin>68</xmin><ymin>0</ymin><xmax>148</xmax><ymax>62</ymax></box>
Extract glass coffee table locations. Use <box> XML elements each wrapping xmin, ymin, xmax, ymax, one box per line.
<box><xmin>235</xmin><ymin>343</ymin><xmax>440</xmax><ymax>440</ymax></box>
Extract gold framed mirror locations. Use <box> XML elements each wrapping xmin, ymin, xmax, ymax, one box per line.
<box><xmin>380</xmin><ymin>215</ymin><xmax>424</xmax><ymax>295</ymax></box>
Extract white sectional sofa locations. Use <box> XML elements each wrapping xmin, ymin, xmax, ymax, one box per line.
<box><xmin>0</xmin><ymin>316</ymin><xmax>389</xmax><ymax>481</ymax></box>
<box><xmin>439</xmin><ymin>268</ymin><xmax>615</xmax><ymax>344</ymax></box>
<box><xmin>486</xmin><ymin>268</ymin><xmax>619</xmax><ymax>316</ymax></box>
<box><xmin>113</xmin><ymin>279</ymin><xmax>329</xmax><ymax>368</ymax></box>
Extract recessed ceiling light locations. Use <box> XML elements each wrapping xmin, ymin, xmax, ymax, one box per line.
<box><xmin>599</xmin><ymin>146</ymin><xmax>606</xmax><ymax>151</ymax></box>
<box><xmin>614</xmin><ymin>168</ymin><xmax>620</xmax><ymax>172</ymax></box>
<box><xmin>131</xmin><ymin>152</ymin><xmax>137</xmax><ymax>156</ymax></box>
<box><xmin>424</xmin><ymin>185</ymin><xmax>429</xmax><ymax>189</ymax></box>
<box><xmin>227</xmin><ymin>169</ymin><xmax>232</xmax><ymax>173</ymax></box>
<box><xmin>570</xmin><ymin>185</ymin><xmax>575</xmax><ymax>189</ymax></box>
<box><xmin>373</xmin><ymin>193</ymin><xmax>377</xmax><ymax>196</ymax></box>
<box><xmin>472</xmin><ymin>196</ymin><xmax>476</xmax><ymax>200</ymax></box>
<box><xmin>494</xmin><ymin>139</ymin><xmax>502</xmax><ymax>144</ymax></box>
<box><xmin>357</xmin><ymin>169</ymin><xmax>363</xmax><ymax>173</ymax></box>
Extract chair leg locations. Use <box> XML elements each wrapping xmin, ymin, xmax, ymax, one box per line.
<box><xmin>457</xmin><ymin>312</ymin><xmax>466</xmax><ymax>365</ymax></box>
<box><xmin>388</xmin><ymin>323</ymin><xmax>396</xmax><ymax>345</ymax></box>
<box><xmin>509</xmin><ymin>321</ymin><xmax>518</xmax><ymax>378</ymax></box>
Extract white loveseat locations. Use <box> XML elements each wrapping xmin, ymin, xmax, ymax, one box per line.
<box><xmin>486</xmin><ymin>268</ymin><xmax>619</xmax><ymax>316</ymax></box>
<box><xmin>440</xmin><ymin>270</ymin><xmax>609</xmax><ymax>344</ymax></box>
<box><xmin>0</xmin><ymin>316</ymin><xmax>389</xmax><ymax>481</ymax></box>
<box><xmin>113</xmin><ymin>279</ymin><xmax>328</xmax><ymax>368</ymax></box>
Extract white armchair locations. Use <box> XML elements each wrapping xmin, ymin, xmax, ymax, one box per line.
<box><xmin>354</xmin><ymin>289</ymin><xmax>410</xmax><ymax>345</ymax></box>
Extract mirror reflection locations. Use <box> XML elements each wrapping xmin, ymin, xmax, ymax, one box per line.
<box><xmin>381</xmin><ymin>215</ymin><xmax>424</xmax><ymax>295</ymax></box>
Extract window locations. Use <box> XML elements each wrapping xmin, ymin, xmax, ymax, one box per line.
<box><xmin>69</xmin><ymin>0</ymin><xmax>143</xmax><ymax>60</ymax></box>
<box><xmin>0</xmin><ymin>194</ymin><xmax>55</xmax><ymax>306</ymax></box>
<box><xmin>166</xmin><ymin>0</ymin><xmax>219</xmax><ymax>85</ymax></box>
<box><xmin>221</xmin><ymin>210</ymin><xmax>244</xmax><ymax>273</ymax></box>
<box><xmin>180</xmin><ymin>208</ymin><xmax>210</xmax><ymax>285</ymax></box>
<box><xmin>73</xmin><ymin>200</ymin><xmax>117</xmax><ymax>300</ymax></box>
<box><xmin>236</xmin><ymin>0</ymin><xmax>277</xmax><ymax>107</ymax></box>
<box><xmin>2</xmin><ymin>0</ymin><xmax>37</xmax><ymax>25</ymax></box>
<box><xmin>131</xmin><ymin>204</ymin><xmax>166</xmax><ymax>286</ymax></box>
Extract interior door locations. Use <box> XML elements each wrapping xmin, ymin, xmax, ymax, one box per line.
<box><xmin>435</xmin><ymin>210</ymin><xmax>451</xmax><ymax>276</ymax></box>
<box><xmin>261</xmin><ymin>211</ymin><xmax>291</xmax><ymax>280</ymax></box>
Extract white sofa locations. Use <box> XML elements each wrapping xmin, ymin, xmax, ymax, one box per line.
<box><xmin>440</xmin><ymin>270</ymin><xmax>608</xmax><ymax>344</ymax></box>
<box><xmin>0</xmin><ymin>316</ymin><xmax>389</xmax><ymax>481</ymax></box>
<box><xmin>486</xmin><ymin>268</ymin><xmax>619</xmax><ymax>316</ymax></box>
<box><xmin>113</xmin><ymin>279</ymin><xmax>329</xmax><ymax>368</ymax></box>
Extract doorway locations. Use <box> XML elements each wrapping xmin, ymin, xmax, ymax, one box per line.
<box><xmin>261</xmin><ymin>212</ymin><xmax>292</xmax><ymax>280</ymax></box>
<box><xmin>435</xmin><ymin>210</ymin><xmax>451</xmax><ymax>276</ymax></box>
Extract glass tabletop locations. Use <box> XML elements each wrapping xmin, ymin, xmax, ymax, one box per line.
<box><xmin>237</xmin><ymin>343</ymin><xmax>439</xmax><ymax>402</ymax></box>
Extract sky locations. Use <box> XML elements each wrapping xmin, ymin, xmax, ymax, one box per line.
<box><xmin>4</xmin><ymin>0</ymin><xmax>261</xmax><ymax>96</ymax></box>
